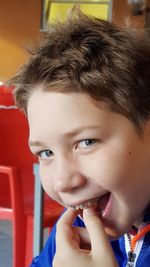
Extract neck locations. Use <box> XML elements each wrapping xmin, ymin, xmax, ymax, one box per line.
<box><xmin>134</xmin><ymin>205</ymin><xmax>150</xmax><ymax>228</ymax></box>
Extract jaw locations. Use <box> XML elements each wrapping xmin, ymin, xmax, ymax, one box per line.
<box><xmin>76</xmin><ymin>193</ymin><xmax>133</xmax><ymax>240</ymax></box>
<box><xmin>75</xmin><ymin>193</ymin><xmax>148</xmax><ymax>241</ymax></box>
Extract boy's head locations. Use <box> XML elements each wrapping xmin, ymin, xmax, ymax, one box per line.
<box><xmin>12</xmin><ymin>11</ymin><xmax>150</xmax><ymax>133</ymax></box>
<box><xmin>11</xmin><ymin>12</ymin><xmax>150</xmax><ymax>239</ymax></box>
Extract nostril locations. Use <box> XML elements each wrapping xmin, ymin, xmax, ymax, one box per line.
<box><xmin>70</xmin><ymin>185</ymin><xmax>80</xmax><ymax>192</ymax></box>
<box><xmin>53</xmin><ymin>173</ymin><xmax>86</xmax><ymax>193</ymax></box>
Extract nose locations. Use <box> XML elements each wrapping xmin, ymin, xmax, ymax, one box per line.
<box><xmin>52</xmin><ymin>156</ymin><xmax>86</xmax><ymax>193</ymax></box>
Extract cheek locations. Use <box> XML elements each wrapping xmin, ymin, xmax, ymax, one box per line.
<box><xmin>40</xmin><ymin>167</ymin><xmax>59</xmax><ymax>201</ymax></box>
<box><xmin>81</xmin><ymin>150</ymin><xmax>132</xmax><ymax>190</ymax></box>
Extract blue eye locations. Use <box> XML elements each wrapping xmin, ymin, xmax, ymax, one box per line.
<box><xmin>38</xmin><ymin>150</ymin><xmax>53</xmax><ymax>160</ymax></box>
<box><xmin>78</xmin><ymin>139</ymin><xmax>97</xmax><ymax>149</ymax></box>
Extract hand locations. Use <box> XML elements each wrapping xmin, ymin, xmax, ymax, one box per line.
<box><xmin>53</xmin><ymin>207</ymin><xmax>119</xmax><ymax>267</ymax></box>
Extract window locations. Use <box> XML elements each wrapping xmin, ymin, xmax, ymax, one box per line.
<box><xmin>40</xmin><ymin>0</ymin><xmax>113</xmax><ymax>31</ymax></box>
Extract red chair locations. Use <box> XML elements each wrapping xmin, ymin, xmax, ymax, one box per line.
<box><xmin>0</xmin><ymin>85</ymin><xmax>63</xmax><ymax>267</ymax></box>
<box><xmin>0</xmin><ymin>166</ymin><xmax>26</xmax><ymax>266</ymax></box>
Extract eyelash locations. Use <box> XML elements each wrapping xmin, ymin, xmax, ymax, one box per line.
<box><xmin>37</xmin><ymin>150</ymin><xmax>53</xmax><ymax>160</ymax></box>
<box><xmin>37</xmin><ymin>139</ymin><xmax>97</xmax><ymax>160</ymax></box>
<box><xmin>75</xmin><ymin>139</ymin><xmax>97</xmax><ymax>150</ymax></box>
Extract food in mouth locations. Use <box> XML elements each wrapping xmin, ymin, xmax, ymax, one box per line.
<box><xmin>71</xmin><ymin>192</ymin><xmax>111</xmax><ymax>218</ymax></box>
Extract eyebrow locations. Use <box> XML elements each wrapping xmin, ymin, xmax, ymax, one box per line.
<box><xmin>63</xmin><ymin>126</ymin><xmax>101</xmax><ymax>137</ymax></box>
<box><xmin>29</xmin><ymin>126</ymin><xmax>101</xmax><ymax>147</ymax></box>
<box><xmin>28</xmin><ymin>140</ymin><xmax>48</xmax><ymax>148</ymax></box>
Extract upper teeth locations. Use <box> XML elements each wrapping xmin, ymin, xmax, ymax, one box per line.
<box><xmin>71</xmin><ymin>198</ymin><xmax>99</xmax><ymax>210</ymax></box>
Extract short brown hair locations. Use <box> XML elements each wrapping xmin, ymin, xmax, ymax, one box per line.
<box><xmin>10</xmin><ymin>11</ymin><xmax>150</xmax><ymax>133</ymax></box>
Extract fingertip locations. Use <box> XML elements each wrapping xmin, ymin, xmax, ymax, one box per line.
<box><xmin>58</xmin><ymin>207</ymin><xmax>80</xmax><ymax>227</ymax></box>
<box><xmin>83</xmin><ymin>207</ymin><xmax>103</xmax><ymax>230</ymax></box>
<box><xmin>83</xmin><ymin>207</ymin><xmax>101</xmax><ymax>224</ymax></box>
<box><xmin>83</xmin><ymin>206</ymin><xmax>98</xmax><ymax>216</ymax></box>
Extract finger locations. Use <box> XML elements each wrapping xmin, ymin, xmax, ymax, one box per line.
<box><xmin>83</xmin><ymin>207</ymin><xmax>114</xmax><ymax>258</ymax></box>
<box><xmin>58</xmin><ymin>207</ymin><xmax>77</xmax><ymax>226</ymax></box>
<box><xmin>56</xmin><ymin>208</ymin><xmax>79</xmax><ymax>250</ymax></box>
<box><xmin>74</xmin><ymin>227</ymin><xmax>91</xmax><ymax>249</ymax></box>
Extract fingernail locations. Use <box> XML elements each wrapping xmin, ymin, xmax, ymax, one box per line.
<box><xmin>84</xmin><ymin>207</ymin><xmax>97</xmax><ymax>216</ymax></box>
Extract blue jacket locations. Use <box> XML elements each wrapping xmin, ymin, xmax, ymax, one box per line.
<box><xmin>30</xmin><ymin>215</ymin><xmax>150</xmax><ymax>267</ymax></box>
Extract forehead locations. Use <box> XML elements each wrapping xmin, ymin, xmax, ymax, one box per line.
<box><xmin>27</xmin><ymin>90</ymin><xmax>125</xmax><ymax>143</ymax></box>
<box><xmin>27</xmin><ymin>90</ymin><xmax>113</xmax><ymax>140</ymax></box>
<box><xmin>27</xmin><ymin>90</ymin><xmax>110</xmax><ymax>124</ymax></box>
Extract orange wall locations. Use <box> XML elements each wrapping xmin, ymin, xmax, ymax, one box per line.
<box><xmin>0</xmin><ymin>0</ymin><xmax>42</xmax><ymax>82</ymax></box>
<box><xmin>113</xmin><ymin>0</ymin><xmax>145</xmax><ymax>28</ymax></box>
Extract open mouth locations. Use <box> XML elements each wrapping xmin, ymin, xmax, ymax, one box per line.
<box><xmin>72</xmin><ymin>192</ymin><xmax>111</xmax><ymax>218</ymax></box>
<box><xmin>96</xmin><ymin>192</ymin><xmax>111</xmax><ymax>217</ymax></box>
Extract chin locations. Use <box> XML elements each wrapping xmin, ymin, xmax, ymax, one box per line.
<box><xmin>105</xmin><ymin>227</ymin><xmax>127</xmax><ymax>241</ymax></box>
<box><xmin>102</xmin><ymin>219</ymin><xmax>132</xmax><ymax>241</ymax></box>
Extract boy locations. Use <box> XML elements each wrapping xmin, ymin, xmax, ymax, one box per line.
<box><xmin>11</xmin><ymin>11</ymin><xmax>150</xmax><ymax>267</ymax></box>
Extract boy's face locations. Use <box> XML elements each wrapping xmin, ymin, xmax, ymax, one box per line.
<box><xmin>28</xmin><ymin>90</ymin><xmax>150</xmax><ymax>239</ymax></box>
